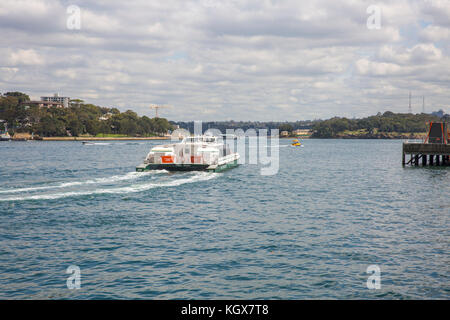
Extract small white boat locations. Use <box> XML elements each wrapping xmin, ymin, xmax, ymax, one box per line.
<box><xmin>0</xmin><ymin>132</ymin><xmax>11</xmax><ymax>141</ymax></box>
<box><xmin>0</xmin><ymin>121</ymin><xmax>11</xmax><ymax>141</ymax></box>
<box><xmin>136</xmin><ymin>135</ymin><xmax>240</xmax><ymax>172</ymax></box>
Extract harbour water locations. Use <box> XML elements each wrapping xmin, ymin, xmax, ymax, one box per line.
<box><xmin>0</xmin><ymin>139</ymin><xmax>448</xmax><ymax>299</ymax></box>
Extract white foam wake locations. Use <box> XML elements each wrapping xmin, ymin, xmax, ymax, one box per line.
<box><xmin>0</xmin><ymin>170</ymin><xmax>167</xmax><ymax>194</ymax></box>
<box><xmin>0</xmin><ymin>172</ymin><xmax>217</xmax><ymax>201</ymax></box>
<box><xmin>83</xmin><ymin>142</ymin><xmax>112</xmax><ymax>145</ymax></box>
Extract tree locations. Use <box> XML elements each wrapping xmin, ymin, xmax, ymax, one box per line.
<box><xmin>0</xmin><ymin>92</ymin><xmax>174</xmax><ymax>137</ymax></box>
<box><xmin>278</xmin><ymin>123</ymin><xmax>293</xmax><ymax>133</ymax></box>
<box><xmin>70</xmin><ymin>99</ymin><xmax>84</xmax><ymax>107</ymax></box>
<box><xmin>4</xmin><ymin>92</ymin><xmax>30</xmax><ymax>104</ymax></box>
<box><xmin>110</xmin><ymin>108</ymin><xmax>120</xmax><ymax>115</ymax></box>
<box><xmin>67</xmin><ymin>118</ymin><xmax>82</xmax><ymax>136</ymax></box>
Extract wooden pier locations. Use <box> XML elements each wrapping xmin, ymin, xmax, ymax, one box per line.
<box><xmin>402</xmin><ymin>143</ymin><xmax>450</xmax><ymax>166</ymax></box>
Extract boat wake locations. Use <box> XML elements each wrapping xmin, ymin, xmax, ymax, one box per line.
<box><xmin>0</xmin><ymin>171</ymin><xmax>168</xmax><ymax>194</ymax></box>
<box><xmin>82</xmin><ymin>142</ymin><xmax>147</xmax><ymax>146</ymax></box>
<box><xmin>82</xmin><ymin>142</ymin><xmax>112</xmax><ymax>145</ymax></box>
<box><xmin>0</xmin><ymin>171</ymin><xmax>217</xmax><ymax>202</ymax></box>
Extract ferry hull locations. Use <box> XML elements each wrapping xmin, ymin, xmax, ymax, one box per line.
<box><xmin>0</xmin><ymin>134</ymin><xmax>11</xmax><ymax>141</ymax></box>
<box><xmin>210</xmin><ymin>159</ymin><xmax>239</xmax><ymax>172</ymax></box>
<box><xmin>136</xmin><ymin>160</ymin><xmax>239</xmax><ymax>173</ymax></box>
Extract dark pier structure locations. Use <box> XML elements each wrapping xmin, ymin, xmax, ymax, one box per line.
<box><xmin>403</xmin><ymin>122</ymin><xmax>450</xmax><ymax>167</ymax></box>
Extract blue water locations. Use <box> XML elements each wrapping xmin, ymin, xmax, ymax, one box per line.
<box><xmin>0</xmin><ymin>139</ymin><xmax>448</xmax><ymax>299</ymax></box>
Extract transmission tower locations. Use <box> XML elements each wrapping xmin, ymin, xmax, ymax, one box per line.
<box><xmin>422</xmin><ymin>96</ymin><xmax>425</xmax><ymax>113</ymax></box>
<box><xmin>408</xmin><ymin>92</ymin><xmax>412</xmax><ymax>114</ymax></box>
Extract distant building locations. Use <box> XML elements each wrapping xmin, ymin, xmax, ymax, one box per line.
<box><xmin>431</xmin><ymin>109</ymin><xmax>446</xmax><ymax>118</ymax></box>
<box><xmin>280</xmin><ymin>131</ymin><xmax>289</xmax><ymax>137</ymax></box>
<box><xmin>99</xmin><ymin>112</ymin><xmax>113</xmax><ymax>121</ymax></box>
<box><xmin>27</xmin><ymin>100</ymin><xmax>65</xmax><ymax>108</ymax></box>
<box><xmin>26</xmin><ymin>93</ymin><xmax>71</xmax><ymax>108</ymax></box>
<box><xmin>292</xmin><ymin>129</ymin><xmax>312</xmax><ymax>137</ymax></box>
<box><xmin>41</xmin><ymin>93</ymin><xmax>70</xmax><ymax>108</ymax></box>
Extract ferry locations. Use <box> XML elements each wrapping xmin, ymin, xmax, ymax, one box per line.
<box><xmin>0</xmin><ymin>132</ymin><xmax>11</xmax><ymax>141</ymax></box>
<box><xmin>136</xmin><ymin>135</ymin><xmax>240</xmax><ymax>172</ymax></box>
<box><xmin>0</xmin><ymin>121</ymin><xmax>11</xmax><ymax>141</ymax></box>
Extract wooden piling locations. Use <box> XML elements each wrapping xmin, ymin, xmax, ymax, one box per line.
<box><xmin>403</xmin><ymin>143</ymin><xmax>450</xmax><ymax>167</ymax></box>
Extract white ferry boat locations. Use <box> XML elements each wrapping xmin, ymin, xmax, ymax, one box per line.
<box><xmin>0</xmin><ymin>120</ymin><xmax>11</xmax><ymax>141</ymax></box>
<box><xmin>136</xmin><ymin>135</ymin><xmax>240</xmax><ymax>172</ymax></box>
<box><xmin>0</xmin><ymin>132</ymin><xmax>11</xmax><ymax>141</ymax></box>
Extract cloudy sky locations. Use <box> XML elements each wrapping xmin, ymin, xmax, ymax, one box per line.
<box><xmin>0</xmin><ymin>0</ymin><xmax>449</xmax><ymax>121</ymax></box>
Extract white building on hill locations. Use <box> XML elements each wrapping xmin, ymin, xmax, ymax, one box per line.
<box><xmin>40</xmin><ymin>93</ymin><xmax>70</xmax><ymax>108</ymax></box>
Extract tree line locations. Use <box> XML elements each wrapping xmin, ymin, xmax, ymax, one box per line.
<box><xmin>1</xmin><ymin>92</ymin><xmax>447</xmax><ymax>138</ymax></box>
<box><xmin>173</xmin><ymin>111</ymin><xmax>449</xmax><ymax>137</ymax></box>
<box><xmin>172</xmin><ymin>120</ymin><xmax>315</xmax><ymax>134</ymax></box>
<box><xmin>310</xmin><ymin>111</ymin><xmax>448</xmax><ymax>138</ymax></box>
<box><xmin>0</xmin><ymin>92</ymin><xmax>173</xmax><ymax>137</ymax></box>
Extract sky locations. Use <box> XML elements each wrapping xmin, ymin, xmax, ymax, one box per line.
<box><xmin>0</xmin><ymin>0</ymin><xmax>449</xmax><ymax>121</ymax></box>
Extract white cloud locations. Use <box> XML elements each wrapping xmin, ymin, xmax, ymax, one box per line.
<box><xmin>420</xmin><ymin>25</ymin><xmax>450</xmax><ymax>42</ymax></box>
<box><xmin>409</xmin><ymin>43</ymin><xmax>442</xmax><ymax>63</ymax></box>
<box><xmin>0</xmin><ymin>0</ymin><xmax>449</xmax><ymax>120</ymax></box>
<box><xmin>7</xmin><ymin>49</ymin><xmax>45</xmax><ymax>66</ymax></box>
<box><xmin>421</xmin><ymin>0</ymin><xmax>450</xmax><ymax>27</ymax></box>
<box><xmin>53</xmin><ymin>68</ymin><xmax>78</xmax><ymax>79</ymax></box>
<box><xmin>356</xmin><ymin>59</ymin><xmax>403</xmax><ymax>76</ymax></box>
<box><xmin>377</xmin><ymin>43</ymin><xmax>443</xmax><ymax>65</ymax></box>
<box><xmin>0</xmin><ymin>67</ymin><xmax>19</xmax><ymax>82</ymax></box>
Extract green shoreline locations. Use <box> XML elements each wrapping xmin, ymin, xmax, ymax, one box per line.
<box><xmin>281</xmin><ymin>133</ymin><xmax>426</xmax><ymax>139</ymax></box>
